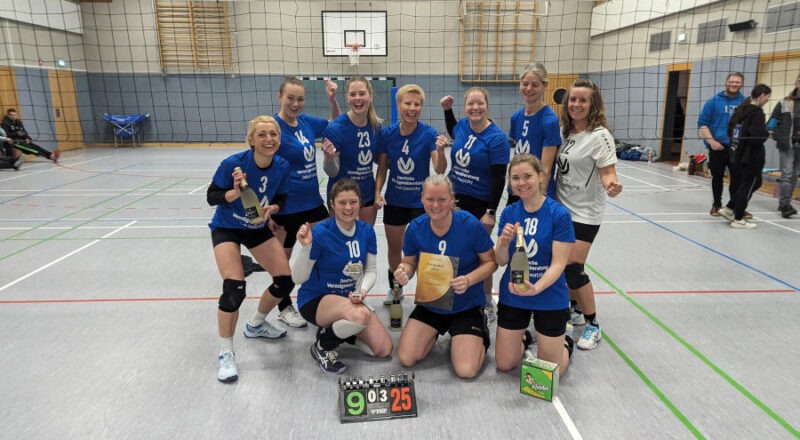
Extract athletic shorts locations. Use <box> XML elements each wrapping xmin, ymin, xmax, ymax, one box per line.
<box><xmin>454</xmin><ymin>193</ymin><xmax>489</xmax><ymax>221</ymax></box>
<box><xmin>211</xmin><ymin>226</ymin><xmax>275</xmax><ymax>249</ymax></box>
<box><xmin>573</xmin><ymin>221</ymin><xmax>600</xmax><ymax>243</ymax></box>
<box><xmin>383</xmin><ymin>204</ymin><xmax>425</xmax><ymax>226</ymax></box>
<box><xmin>497</xmin><ymin>303</ymin><xmax>568</xmax><ymax>337</ymax></box>
<box><xmin>271</xmin><ymin>204</ymin><xmax>329</xmax><ymax>248</ymax></box>
<box><xmin>298</xmin><ymin>294</ymin><xmax>325</xmax><ymax>326</ymax></box>
<box><xmin>409</xmin><ymin>305</ymin><xmax>491</xmax><ymax>349</ymax></box>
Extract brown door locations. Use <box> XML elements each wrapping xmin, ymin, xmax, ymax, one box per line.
<box><xmin>0</xmin><ymin>67</ymin><xmax>20</xmax><ymax>116</ymax></box>
<box><xmin>545</xmin><ymin>74</ymin><xmax>579</xmax><ymax>117</ymax></box>
<box><xmin>48</xmin><ymin>70</ymin><xmax>83</xmax><ymax>150</ymax></box>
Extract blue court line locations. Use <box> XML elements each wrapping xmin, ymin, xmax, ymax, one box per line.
<box><xmin>607</xmin><ymin>200</ymin><xmax>799</xmax><ymax>292</ymax></box>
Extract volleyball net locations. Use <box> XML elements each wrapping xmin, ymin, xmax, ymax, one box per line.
<box><xmin>1</xmin><ymin>0</ymin><xmax>798</xmax><ymax>160</ymax></box>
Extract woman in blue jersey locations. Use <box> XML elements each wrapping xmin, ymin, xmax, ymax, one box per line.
<box><xmin>321</xmin><ymin>77</ymin><xmax>381</xmax><ymax>226</ymax></box>
<box><xmin>292</xmin><ymin>179</ymin><xmax>393</xmax><ymax>374</ymax></box>
<box><xmin>494</xmin><ymin>154</ymin><xmax>574</xmax><ymax>374</ymax></box>
<box><xmin>270</xmin><ymin>76</ymin><xmax>341</xmax><ymax>328</ymax></box>
<box><xmin>440</xmin><ymin>87</ymin><xmax>509</xmax><ymax>322</ymax></box>
<box><xmin>374</xmin><ymin>84</ymin><xmax>448</xmax><ymax>305</ymax></box>
<box><xmin>509</xmin><ymin>63</ymin><xmax>561</xmax><ymax>201</ymax></box>
<box><xmin>393</xmin><ymin>174</ymin><xmax>497</xmax><ymax>379</ymax></box>
<box><xmin>207</xmin><ymin>115</ymin><xmax>295</xmax><ymax>384</ymax></box>
<box><xmin>556</xmin><ymin>80</ymin><xmax>623</xmax><ymax>351</ymax></box>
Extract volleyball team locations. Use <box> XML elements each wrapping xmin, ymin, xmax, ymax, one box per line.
<box><xmin>207</xmin><ymin>64</ymin><xmax>623</xmax><ymax>384</ymax></box>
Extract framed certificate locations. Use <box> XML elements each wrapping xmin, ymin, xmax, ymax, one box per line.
<box><xmin>415</xmin><ymin>252</ymin><xmax>459</xmax><ymax>311</ymax></box>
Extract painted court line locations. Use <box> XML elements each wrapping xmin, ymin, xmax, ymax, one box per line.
<box><xmin>0</xmin><ymin>221</ymin><xmax>136</xmax><ymax>293</ymax></box>
<box><xmin>552</xmin><ymin>397</ymin><xmax>584</xmax><ymax>440</ymax></box>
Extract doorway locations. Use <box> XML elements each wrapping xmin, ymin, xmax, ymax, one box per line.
<box><xmin>661</xmin><ymin>63</ymin><xmax>691</xmax><ymax>162</ymax></box>
<box><xmin>48</xmin><ymin>70</ymin><xmax>83</xmax><ymax>150</ymax></box>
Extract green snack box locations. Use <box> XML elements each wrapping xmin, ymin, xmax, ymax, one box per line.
<box><xmin>520</xmin><ymin>357</ymin><xmax>559</xmax><ymax>401</ymax></box>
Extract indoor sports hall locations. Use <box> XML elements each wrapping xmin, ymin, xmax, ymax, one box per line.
<box><xmin>1</xmin><ymin>1</ymin><xmax>798</xmax><ymax>439</ymax></box>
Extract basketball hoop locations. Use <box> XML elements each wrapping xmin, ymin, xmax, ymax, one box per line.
<box><xmin>346</xmin><ymin>44</ymin><xmax>363</xmax><ymax>66</ymax></box>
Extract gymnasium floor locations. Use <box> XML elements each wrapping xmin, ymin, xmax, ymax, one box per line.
<box><xmin>1</xmin><ymin>147</ymin><xmax>798</xmax><ymax>440</ymax></box>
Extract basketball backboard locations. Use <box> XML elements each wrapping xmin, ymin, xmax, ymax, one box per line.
<box><xmin>322</xmin><ymin>11</ymin><xmax>387</xmax><ymax>57</ymax></box>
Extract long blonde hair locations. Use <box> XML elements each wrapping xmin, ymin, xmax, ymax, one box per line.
<box><xmin>347</xmin><ymin>76</ymin><xmax>382</xmax><ymax>133</ymax></box>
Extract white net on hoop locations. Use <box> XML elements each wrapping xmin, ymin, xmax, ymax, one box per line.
<box><xmin>346</xmin><ymin>44</ymin><xmax>362</xmax><ymax>66</ymax></box>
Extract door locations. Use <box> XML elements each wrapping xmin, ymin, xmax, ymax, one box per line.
<box><xmin>545</xmin><ymin>74</ymin><xmax>579</xmax><ymax>117</ymax></box>
<box><xmin>0</xmin><ymin>67</ymin><xmax>20</xmax><ymax>116</ymax></box>
<box><xmin>757</xmin><ymin>51</ymin><xmax>800</xmax><ymax>170</ymax></box>
<box><xmin>661</xmin><ymin>63</ymin><xmax>691</xmax><ymax>162</ymax></box>
<box><xmin>48</xmin><ymin>70</ymin><xmax>83</xmax><ymax>150</ymax></box>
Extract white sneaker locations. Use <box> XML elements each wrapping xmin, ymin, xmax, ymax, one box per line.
<box><xmin>730</xmin><ymin>219</ymin><xmax>757</xmax><ymax>229</ymax></box>
<box><xmin>243</xmin><ymin>321</ymin><xmax>287</xmax><ymax>339</ymax></box>
<box><xmin>577</xmin><ymin>323</ymin><xmax>602</xmax><ymax>350</ymax></box>
<box><xmin>569</xmin><ymin>307</ymin><xmax>586</xmax><ymax>326</ymax></box>
<box><xmin>278</xmin><ymin>305</ymin><xmax>307</xmax><ymax>328</ymax></box>
<box><xmin>217</xmin><ymin>351</ymin><xmax>238</xmax><ymax>383</ymax></box>
<box><xmin>718</xmin><ymin>206</ymin><xmax>735</xmax><ymax>222</ymax></box>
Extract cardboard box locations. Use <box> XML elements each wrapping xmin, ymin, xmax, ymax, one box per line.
<box><xmin>520</xmin><ymin>357</ymin><xmax>559</xmax><ymax>401</ymax></box>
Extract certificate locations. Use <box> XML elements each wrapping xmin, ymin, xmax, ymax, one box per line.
<box><xmin>415</xmin><ymin>252</ymin><xmax>459</xmax><ymax>311</ymax></box>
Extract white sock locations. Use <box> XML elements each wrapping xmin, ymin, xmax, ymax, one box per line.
<box><xmin>248</xmin><ymin>312</ymin><xmax>267</xmax><ymax>327</ymax></box>
<box><xmin>219</xmin><ymin>337</ymin><xmax>234</xmax><ymax>353</ymax></box>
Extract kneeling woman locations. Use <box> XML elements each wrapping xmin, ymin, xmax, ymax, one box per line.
<box><xmin>494</xmin><ymin>154</ymin><xmax>574</xmax><ymax>375</ymax></box>
<box><xmin>393</xmin><ymin>174</ymin><xmax>497</xmax><ymax>379</ymax></box>
<box><xmin>292</xmin><ymin>179</ymin><xmax>393</xmax><ymax>374</ymax></box>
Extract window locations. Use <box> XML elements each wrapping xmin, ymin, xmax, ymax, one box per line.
<box><xmin>696</xmin><ymin>18</ymin><xmax>727</xmax><ymax>44</ymax></box>
<box><xmin>649</xmin><ymin>31</ymin><xmax>671</xmax><ymax>52</ymax></box>
<box><xmin>155</xmin><ymin>1</ymin><xmax>232</xmax><ymax>68</ymax></box>
<box><xmin>765</xmin><ymin>2</ymin><xmax>800</xmax><ymax>33</ymax></box>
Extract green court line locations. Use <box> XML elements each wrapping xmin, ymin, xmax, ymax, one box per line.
<box><xmin>587</xmin><ymin>264</ymin><xmax>800</xmax><ymax>438</ymax></box>
<box><xmin>0</xmin><ymin>178</ymin><xmax>188</xmax><ymax>262</ymax></box>
<box><xmin>602</xmin><ymin>333</ymin><xmax>705</xmax><ymax>439</ymax></box>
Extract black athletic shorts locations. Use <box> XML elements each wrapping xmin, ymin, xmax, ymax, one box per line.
<box><xmin>572</xmin><ymin>221</ymin><xmax>600</xmax><ymax>243</ymax></box>
<box><xmin>454</xmin><ymin>193</ymin><xmax>489</xmax><ymax>221</ymax></box>
<box><xmin>383</xmin><ymin>204</ymin><xmax>425</xmax><ymax>226</ymax></box>
<box><xmin>409</xmin><ymin>305</ymin><xmax>491</xmax><ymax>349</ymax></box>
<box><xmin>299</xmin><ymin>294</ymin><xmax>326</xmax><ymax>326</ymax></box>
<box><xmin>211</xmin><ymin>226</ymin><xmax>275</xmax><ymax>249</ymax></box>
<box><xmin>497</xmin><ymin>303</ymin><xmax>569</xmax><ymax>337</ymax></box>
<box><xmin>271</xmin><ymin>204</ymin><xmax>329</xmax><ymax>248</ymax></box>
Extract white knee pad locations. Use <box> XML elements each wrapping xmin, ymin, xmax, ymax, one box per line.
<box><xmin>332</xmin><ymin>319</ymin><xmax>366</xmax><ymax>339</ymax></box>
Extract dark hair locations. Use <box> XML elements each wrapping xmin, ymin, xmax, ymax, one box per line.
<box><xmin>330</xmin><ymin>178</ymin><xmax>361</xmax><ymax>204</ymax></box>
<box><xmin>748</xmin><ymin>83</ymin><xmax>771</xmax><ymax>100</ymax></box>
<box><xmin>559</xmin><ymin>79</ymin><xmax>608</xmax><ymax>138</ymax></box>
<box><xmin>6</xmin><ymin>108</ymin><xmax>17</xmax><ymax>115</ymax></box>
<box><xmin>726</xmin><ymin>72</ymin><xmax>745</xmax><ymax>82</ymax></box>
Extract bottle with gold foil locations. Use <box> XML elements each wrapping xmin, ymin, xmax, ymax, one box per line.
<box><xmin>510</xmin><ymin>226</ymin><xmax>529</xmax><ymax>290</ymax></box>
<box><xmin>234</xmin><ymin>167</ymin><xmax>265</xmax><ymax>225</ymax></box>
<box><xmin>389</xmin><ymin>282</ymin><xmax>403</xmax><ymax>331</ymax></box>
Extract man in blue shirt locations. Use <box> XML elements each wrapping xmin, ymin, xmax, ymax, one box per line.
<box><xmin>698</xmin><ymin>72</ymin><xmax>746</xmax><ymax>217</ymax></box>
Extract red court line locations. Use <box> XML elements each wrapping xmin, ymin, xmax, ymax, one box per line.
<box><xmin>0</xmin><ymin>289</ymin><xmax>794</xmax><ymax>304</ymax></box>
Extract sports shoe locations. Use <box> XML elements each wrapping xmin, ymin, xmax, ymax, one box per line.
<box><xmin>383</xmin><ymin>290</ymin><xmax>404</xmax><ymax>306</ymax></box>
<box><xmin>709</xmin><ymin>206</ymin><xmax>721</xmax><ymax>217</ymax></box>
<box><xmin>717</xmin><ymin>206</ymin><xmax>735</xmax><ymax>222</ymax></box>
<box><xmin>278</xmin><ymin>304</ymin><xmax>307</xmax><ymax>328</ymax></box>
<box><xmin>243</xmin><ymin>321</ymin><xmax>287</xmax><ymax>339</ymax></box>
<box><xmin>52</xmin><ymin>149</ymin><xmax>62</xmax><ymax>162</ymax></box>
<box><xmin>217</xmin><ymin>351</ymin><xmax>238</xmax><ymax>383</ymax></box>
<box><xmin>484</xmin><ymin>301</ymin><xmax>497</xmax><ymax>323</ymax></box>
<box><xmin>12</xmin><ymin>154</ymin><xmax>25</xmax><ymax>170</ymax></box>
<box><xmin>310</xmin><ymin>342</ymin><xmax>347</xmax><ymax>374</ymax></box>
<box><xmin>569</xmin><ymin>306</ymin><xmax>585</xmax><ymax>326</ymax></box>
<box><xmin>780</xmin><ymin>205</ymin><xmax>797</xmax><ymax>219</ymax></box>
<box><xmin>743</xmin><ymin>211</ymin><xmax>753</xmax><ymax>219</ymax></box>
<box><xmin>730</xmin><ymin>219</ymin><xmax>757</xmax><ymax>229</ymax></box>
<box><xmin>577</xmin><ymin>323</ymin><xmax>602</xmax><ymax>350</ymax></box>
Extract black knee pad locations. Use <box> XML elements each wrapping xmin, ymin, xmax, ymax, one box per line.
<box><xmin>268</xmin><ymin>275</ymin><xmax>295</xmax><ymax>299</ymax></box>
<box><xmin>564</xmin><ymin>263</ymin><xmax>590</xmax><ymax>290</ymax></box>
<box><xmin>219</xmin><ymin>279</ymin><xmax>246</xmax><ymax>312</ymax></box>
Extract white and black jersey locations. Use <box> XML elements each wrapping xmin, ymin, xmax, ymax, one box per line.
<box><xmin>555</xmin><ymin>127</ymin><xmax>617</xmax><ymax>225</ymax></box>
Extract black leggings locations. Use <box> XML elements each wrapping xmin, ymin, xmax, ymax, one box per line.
<box><xmin>13</xmin><ymin>141</ymin><xmax>52</xmax><ymax>159</ymax></box>
<box><xmin>731</xmin><ymin>147</ymin><xmax>765</xmax><ymax>220</ymax></box>
<box><xmin>708</xmin><ymin>146</ymin><xmax>740</xmax><ymax>208</ymax></box>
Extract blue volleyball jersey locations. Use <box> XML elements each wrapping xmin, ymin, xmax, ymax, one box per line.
<box><xmin>275</xmin><ymin>113</ymin><xmax>329</xmax><ymax>214</ymax></box>
<box><xmin>297</xmin><ymin>217</ymin><xmax>378</xmax><ymax>309</ymax></box>
<box><xmin>497</xmin><ymin>197</ymin><xmax>574</xmax><ymax>310</ymax></box>
<box><xmin>403</xmin><ymin>210</ymin><xmax>493</xmax><ymax>314</ymax></box>
<box><xmin>322</xmin><ymin>113</ymin><xmax>377</xmax><ymax>204</ymax></box>
<box><xmin>448</xmin><ymin>119</ymin><xmax>510</xmax><ymax>201</ymax></box>
<box><xmin>509</xmin><ymin>106</ymin><xmax>561</xmax><ymax>197</ymax></box>
<box><xmin>376</xmin><ymin>122</ymin><xmax>438</xmax><ymax>208</ymax></box>
<box><xmin>208</xmin><ymin>149</ymin><xmax>290</xmax><ymax>230</ymax></box>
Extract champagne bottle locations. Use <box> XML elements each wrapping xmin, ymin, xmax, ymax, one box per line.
<box><xmin>234</xmin><ymin>167</ymin><xmax>265</xmax><ymax>225</ymax></box>
<box><xmin>389</xmin><ymin>282</ymin><xmax>403</xmax><ymax>331</ymax></box>
<box><xmin>510</xmin><ymin>226</ymin><xmax>530</xmax><ymax>290</ymax></box>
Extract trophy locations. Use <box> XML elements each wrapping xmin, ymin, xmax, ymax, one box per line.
<box><xmin>343</xmin><ymin>261</ymin><xmax>365</xmax><ymax>300</ymax></box>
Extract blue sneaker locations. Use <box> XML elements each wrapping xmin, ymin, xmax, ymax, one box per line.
<box><xmin>243</xmin><ymin>321</ymin><xmax>287</xmax><ymax>339</ymax></box>
<box><xmin>577</xmin><ymin>323</ymin><xmax>601</xmax><ymax>350</ymax></box>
